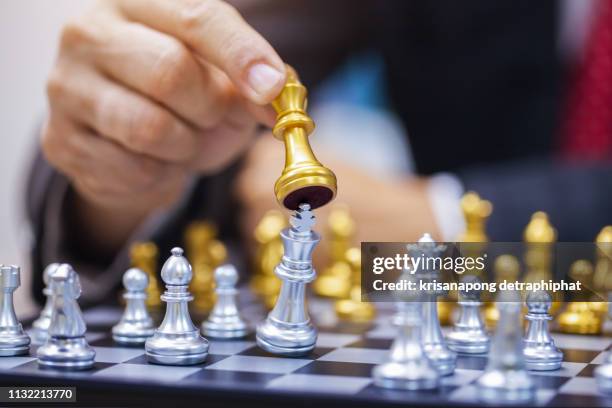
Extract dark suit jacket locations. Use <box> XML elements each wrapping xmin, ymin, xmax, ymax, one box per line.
<box><xmin>26</xmin><ymin>0</ymin><xmax>612</xmax><ymax>305</ymax></box>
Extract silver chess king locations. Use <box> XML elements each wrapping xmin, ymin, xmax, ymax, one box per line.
<box><xmin>256</xmin><ymin>203</ymin><xmax>319</xmax><ymax>356</ymax></box>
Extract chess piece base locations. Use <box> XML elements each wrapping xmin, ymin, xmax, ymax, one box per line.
<box><xmin>112</xmin><ymin>321</ymin><xmax>155</xmax><ymax>345</ymax></box>
<box><xmin>202</xmin><ymin>320</ymin><xmax>249</xmax><ymax>339</ymax></box>
<box><xmin>37</xmin><ymin>337</ymin><xmax>95</xmax><ymax>370</ymax></box>
<box><xmin>525</xmin><ymin>358</ymin><xmax>563</xmax><ymax>371</ymax></box>
<box><xmin>0</xmin><ymin>327</ymin><xmax>30</xmax><ymax>356</ymax></box>
<box><xmin>524</xmin><ymin>347</ymin><xmax>563</xmax><ymax>371</ymax></box>
<box><xmin>372</xmin><ymin>362</ymin><xmax>439</xmax><ymax>390</ymax></box>
<box><xmin>595</xmin><ymin>364</ymin><xmax>612</xmax><ymax>394</ymax></box>
<box><xmin>256</xmin><ymin>318</ymin><xmax>316</xmax><ymax>356</ymax></box>
<box><xmin>145</xmin><ymin>330</ymin><xmax>208</xmax><ymax>365</ymax></box>
<box><xmin>446</xmin><ymin>331</ymin><xmax>489</xmax><ymax>354</ymax></box>
<box><xmin>477</xmin><ymin>369</ymin><xmax>535</xmax><ymax>404</ymax></box>
<box><xmin>423</xmin><ymin>343</ymin><xmax>456</xmax><ymax>376</ymax></box>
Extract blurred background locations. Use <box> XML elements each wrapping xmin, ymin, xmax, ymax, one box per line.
<box><xmin>0</xmin><ymin>0</ymin><xmax>94</xmax><ymax>315</ymax></box>
<box><xmin>0</xmin><ymin>0</ymin><xmax>607</xmax><ymax>316</ymax></box>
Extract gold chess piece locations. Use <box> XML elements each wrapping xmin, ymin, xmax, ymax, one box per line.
<box><xmin>130</xmin><ymin>242</ymin><xmax>162</xmax><ymax>309</ymax></box>
<box><xmin>523</xmin><ymin>211</ymin><xmax>561</xmax><ymax>315</ymax></box>
<box><xmin>335</xmin><ymin>248</ymin><xmax>376</xmax><ymax>322</ymax></box>
<box><xmin>557</xmin><ymin>260</ymin><xmax>602</xmax><ymax>334</ymax></box>
<box><xmin>271</xmin><ymin>65</ymin><xmax>337</xmax><ymax>210</ymax></box>
<box><xmin>591</xmin><ymin>226</ymin><xmax>612</xmax><ymax>315</ymax></box>
<box><xmin>313</xmin><ymin>205</ymin><xmax>355</xmax><ymax>299</ymax></box>
<box><xmin>440</xmin><ymin>192</ymin><xmax>492</xmax><ymax>325</ymax></box>
<box><xmin>457</xmin><ymin>191</ymin><xmax>492</xmax><ymax>243</ymax></box>
<box><xmin>250</xmin><ymin>210</ymin><xmax>287</xmax><ymax>309</ymax></box>
<box><xmin>185</xmin><ymin>221</ymin><xmax>227</xmax><ymax>312</ymax></box>
<box><xmin>484</xmin><ymin>254</ymin><xmax>521</xmax><ymax>329</ymax></box>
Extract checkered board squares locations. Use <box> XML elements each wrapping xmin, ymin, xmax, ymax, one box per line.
<box><xmin>0</xmin><ymin>308</ymin><xmax>611</xmax><ymax>407</ymax></box>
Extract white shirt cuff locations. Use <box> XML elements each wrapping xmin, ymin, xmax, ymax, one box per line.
<box><xmin>426</xmin><ymin>173</ymin><xmax>465</xmax><ymax>241</ymax></box>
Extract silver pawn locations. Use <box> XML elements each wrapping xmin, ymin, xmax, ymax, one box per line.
<box><xmin>202</xmin><ymin>265</ymin><xmax>249</xmax><ymax>339</ymax></box>
<box><xmin>373</xmin><ymin>272</ymin><xmax>439</xmax><ymax>390</ymax></box>
<box><xmin>523</xmin><ymin>290</ymin><xmax>562</xmax><ymax>370</ymax></box>
<box><xmin>0</xmin><ymin>265</ymin><xmax>30</xmax><ymax>356</ymax></box>
<box><xmin>446</xmin><ymin>275</ymin><xmax>489</xmax><ymax>354</ymax></box>
<box><xmin>31</xmin><ymin>263</ymin><xmax>60</xmax><ymax>345</ymax></box>
<box><xmin>145</xmin><ymin>247</ymin><xmax>209</xmax><ymax>365</ymax></box>
<box><xmin>256</xmin><ymin>203</ymin><xmax>319</xmax><ymax>356</ymax></box>
<box><xmin>477</xmin><ymin>290</ymin><xmax>535</xmax><ymax>404</ymax></box>
<box><xmin>37</xmin><ymin>264</ymin><xmax>95</xmax><ymax>370</ymax></box>
<box><xmin>112</xmin><ymin>268</ymin><xmax>155</xmax><ymax>345</ymax></box>
<box><xmin>409</xmin><ymin>234</ymin><xmax>456</xmax><ymax>375</ymax></box>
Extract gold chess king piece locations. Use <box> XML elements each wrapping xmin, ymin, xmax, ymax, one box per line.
<box><xmin>484</xmin><ymin>254</ymin><xmax>521</xmax><ymax>329</ymax></box>
<box><xmin>523</xmin><ymin>211</ymin><xmax>561</xmax><ymax>315</ymax></box>
<box><xmin>250</xmin><ymin>210</ymin><xmax>287</xmax><ymax>309</ymax></box>
<box><xmin>335</xmin><ymin>247</ymin><xmax>376</xmax><ymax>322</ymax></box>
<box><xmin>130</xmin><ymin>242</ymin><xmax>162</xmax><ymax>309</ymax></box>
<box><xmin>313</xmin><ymin>205</ymin><xmax>355</xmax><ymax>298</ymax></box>
<box><xmin>557</xmin><ymin>260</ymin><xmax>602</xmax><ymax>334</ymax></box>
<box><xmin>185</xmin><ymin>221</ymin><xmax>227</xmax><ymax>312</ymax></box>
<box><xmin>592</xmin><ymin>226</ymin><xmax>612</xmax><ymax>315</ymax></box>
<box><xmin>271</xmin><ymin>65</ymin><xmax>337</xmax><ymax>210</ymax></box>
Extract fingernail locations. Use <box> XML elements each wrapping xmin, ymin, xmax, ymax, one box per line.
<box><xmin>248</xmin><ymin>64</ymin><xmax>284</xmax><ymax>99</ymax></box>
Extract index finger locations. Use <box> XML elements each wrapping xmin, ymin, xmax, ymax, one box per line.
<box><xmin>114</xmin><ymin>0</ymin><xmax>286</xmax><ymax>105</ymax></box>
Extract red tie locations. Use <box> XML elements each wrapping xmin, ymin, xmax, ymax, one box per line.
<box><xmin>562</xmin><ymin>1</ymin><xmax>612</xmax><ymax>159</ymax></box>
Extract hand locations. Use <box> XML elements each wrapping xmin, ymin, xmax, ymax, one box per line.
<box><xmin>235</xmin><ymin>135</ymin><xmax>442</xmax><ymax>266</ymax></box>
<box><xmin>42</xmin><ymin>0</ymin><xmax>286</xmax><ymax>253</ymax></box>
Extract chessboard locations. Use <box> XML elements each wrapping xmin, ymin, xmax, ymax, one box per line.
<box><xmin>0</xmin><ymin>297</ymin><xmax>611</xmax><ymax>408</ymax></box>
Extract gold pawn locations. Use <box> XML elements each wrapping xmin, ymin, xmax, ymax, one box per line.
<box><xmin>557</xmin><ymin>260</ymin><xmax>602</xmax><ymax>334</ymax></box>
<box><xmin>457</xmin><ymin>191</ymin><xmax>492</xmax><ymax>243</ymax></box>
<box><xmin>441</xmin><ymin>192</ymin><xmax>492</xmax><ymax>325</ymax></box>
<box><xmin>484</xmin><ymin>254</ymin><xmax>520</xmax><ymax>329</ymax></box>
<box><xmin>129</xmin><ymin>242</ymin><xmax>161</xmax><ymax>309</ymax></box>
<box><xmin>271</xmin><ymin>65</ymin><xmax>337</xmax><ymax>210</ymax></box>
<box><xmin>312</xmin><ymin>205</ymin><xmax>354</xmax><ymax>299</ymax></box>
<box><xmin>523</xmin><ymin>211</ymin><xmax>561</xmax><ymax>315</ymax></box>
<box><xmin>185</xmin><ymin>221</ymin><xmax>227</xmax><ymax>312</ymax></box>
<box><xmin>591</xmin><ymin>226</ymin><xmax>612</xmax><ymax>315</ymax></box>
<box><xmin>335</xmin><ymin>248</ymin><xmax>376</xmax><ymax>322</ymax></box>
<box><xmin>250</xmin><ymin>210</ymin><xmax>287</xmax><ymax>309</ymax></box>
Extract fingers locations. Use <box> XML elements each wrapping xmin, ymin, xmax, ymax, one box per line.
<box><xmin>114</xmin><ymin>0</ymin><xmax>286</xmax><ymax>104</ymax></box>
<box><xmin>47</xmin><ymin>63</ymin><xmax>200</xmax><ymax>164</ymax></box>
<box><xmin>41</xmin><ymin>114</ymin><xmax>187</xmax><ymax>210</ymax></box>
<box><xmin>190</xmin><ymin>96</ymin><xmax>259</xmax><ymax>173</ymax></box>
<box><xmin>70</xmin><ymin>17</ymin><xmax>231</xmax><ymax>129</ymax></box>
